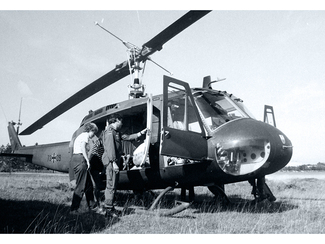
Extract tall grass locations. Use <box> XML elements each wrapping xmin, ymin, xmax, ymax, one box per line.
<box><xmin>1</xmin><ymin>172</ymin><xmax>325</xmax><ymax>233</ymax></box>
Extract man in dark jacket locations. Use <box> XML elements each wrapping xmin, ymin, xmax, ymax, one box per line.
<box><xmin>102</xmin><ymin>114</ymin><xmax>147</xmax><ymax>216</ymax></box>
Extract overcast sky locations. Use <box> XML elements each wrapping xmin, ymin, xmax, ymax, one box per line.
<box><xmin>1</xmin><ymin>2</ymin><xmax>325</xmax><ymax>166</ymax></box>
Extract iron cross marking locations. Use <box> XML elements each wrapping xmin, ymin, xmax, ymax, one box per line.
<box><xmin>51</xmin><ymin>153</ymin><xmax>57</xmax><ymax>163</ymax></box>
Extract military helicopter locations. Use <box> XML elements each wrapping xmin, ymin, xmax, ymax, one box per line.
<box><xmin>1</xmin><ymin>11</ymin><xmax>293</xmax><ymax>216</ymax></box>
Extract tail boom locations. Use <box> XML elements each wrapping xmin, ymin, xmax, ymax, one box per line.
<box><xmin>4</xmin><ymin>122</ymin><xmax>70</xmax><ymax>172</ymax></box>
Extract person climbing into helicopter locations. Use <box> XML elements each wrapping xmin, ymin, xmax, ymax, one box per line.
<box><xmin>69</xmin><ymin>122</ymin><xmax>98</xmax><ymax>215</ymax></box>
<box><xmin>101</xmin><ymin>114</ymin><xmax>147</xmax><ymax>217</ymax></box>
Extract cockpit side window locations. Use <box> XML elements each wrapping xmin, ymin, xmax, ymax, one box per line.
<box><xmin>167</xmin><ymin>89</ymin><xmax>202</xmax><ymax>134</ymax></box>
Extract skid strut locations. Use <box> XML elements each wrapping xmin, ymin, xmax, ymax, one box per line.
<box><xmin>134</xmin><ymin>186</ymin><xmax>190</xmax><ymax>216</ymax></box>
<box><xmin>208</xmin><ymin>184</ymin><xmax>231</xmax><ymax>204</ymax></box>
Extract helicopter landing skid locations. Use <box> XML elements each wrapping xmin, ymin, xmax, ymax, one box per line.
<box><xmin>133</xmin><ymin>186</ymin><xmax>191</xmax><ymax>216</ymax></box>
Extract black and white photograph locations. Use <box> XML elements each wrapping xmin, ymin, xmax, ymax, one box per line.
<box><xmin>0</xmin><ymin>1</ymin><xmax>324</xmax><ymax>236</ymax></box>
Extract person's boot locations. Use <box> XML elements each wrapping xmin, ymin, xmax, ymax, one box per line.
<box><xmin>105</xmin><ymin>206</ymin><xmax>120</xmax><ymax>218</ymax></box>
<box><xmin>70</xmin><ymin>193</ymin><xmax>82</xmax><ymax>214</ymax></box>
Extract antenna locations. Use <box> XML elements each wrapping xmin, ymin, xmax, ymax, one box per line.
<box><xmin>202</xmin><ymin>76</ymin><xmax>226</xmax><ymax>89</ymax></box>
<box><xmin>17</xmin><ymin>98</ymin><xmax>23</xmax><ymax>134</ymax></box>
<box><xmin>209</xmin><ymin>77</ymin><xmax>226</xmax><ymax>87</ymax></box>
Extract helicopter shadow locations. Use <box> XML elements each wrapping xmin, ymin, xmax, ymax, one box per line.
<box><xmin>106</xmin><ymin>191</ymin><xmax>298</xmax><ymax>218</ymax></box>
<box><xmin>191</xmin><ymin>194</ymin><xmax>299</xmax><ymax>214</ymax></box>
<box><xmin>0</xmin><ymin>198</ymin><xmax>118</xmax><ymax>233</ymax></box>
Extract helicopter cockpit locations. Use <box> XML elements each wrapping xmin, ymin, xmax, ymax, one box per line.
<box><xmin>161</xmin><ymin>76</ymin><xmax>276</xmax><ymax>177</ymax></box>
<box><xmin>193</xmin><ymin>90</ymin><xmax>255</xmax><ymax>133</ymax></box>
<box><xmin>165</xmin><ymin>88</ymin><xmax>256</xmax><ymax>137</ymax></box>
<box><xmin>193</xmin><ymin>90</ymin><xmax>272</xmax><ymax>176</ymax></box>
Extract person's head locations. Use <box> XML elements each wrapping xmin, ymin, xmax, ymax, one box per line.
<box><xmin>108</xmin><ymin>114</ymin><xmax>123</xmax><ymax>130</ymax></box>
<box><xmin>169</xmin><ymin>100</ymin><xmax>180</xmax><ymax>113</ymax></box>
<box><xmin>84</xmin><ymin>122</ymin><xmax>98</xmax><ymax>138</ymax></box>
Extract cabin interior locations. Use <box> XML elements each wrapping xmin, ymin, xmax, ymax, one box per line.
<box><xmin>88</xmin><ymin>102</ymin><xmax>160</xmax><ymax>171</ymax></box>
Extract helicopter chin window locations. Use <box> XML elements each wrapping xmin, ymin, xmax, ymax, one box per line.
<box><xmin>215</xmin><ymin>139</ymin><xmax>271</xmax><ymax>176</ymax></box>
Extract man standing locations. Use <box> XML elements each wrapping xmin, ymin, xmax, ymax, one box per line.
<box><xmin>102</xmin><ymin>114</ymin><xmax>147</xmax><ymax>217</ymax></box>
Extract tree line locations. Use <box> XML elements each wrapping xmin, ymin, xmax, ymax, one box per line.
<box><xmin>0</xmin><ymin>144</ymin><xmax>51</xmax><ymax>172</ymax></box>
<box><xmin>282</xmin><ymin>162</ymin><xmax>325</xmax><ymax>172</ymax></box>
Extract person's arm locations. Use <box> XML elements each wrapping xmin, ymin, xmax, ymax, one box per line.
<box><xmin>88</xmin><ymin>138</ymin><xmax>99</xmax><ymax>161</ymax></box>
<box><xmin>102</xmin><ymin>130</ymin><xmax>119</xmax><ymax>172</ymax></box>
<box><xmin>81</xmin><ymin>141</ymin><xmax>90</xmax><ymax>169</ymax></box>
<box><xmin>121</xmin><ymin>128</ymin><xmax>148</xmax><ymax>141</ymax></box>
<box><xmin>105</xmin><ymin>132</ymin><xmax>119</xmax><ymax>172</ymax></box>
<box><xmin>105</xmin><ymin>132</ymin><xmax>116</xmax><ymax>161</ymax></box>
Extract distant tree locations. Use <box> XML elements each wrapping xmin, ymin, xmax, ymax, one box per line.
<box><xmin>282</xmin><ymin>163</ymin><xmax>325</xmax><ymax>172</ymax></box>
<box><xmin>317</xmin><ymin>162</ymin><xmax>325</xmax><ymax>170</ymax></box>
<box><xmin>1</xmin><ymin>144</ymin><xmax>27</xmax><ymax>172</ymax></box>
<box><xmin>1</xmin><ymin>144</ymin><xmax>51</xmax><ymax>172</ymax></box>
<box><xmin>0</xmin><ymin>144</ymin><xmax>12</xmax><ymax>172</ymax></box>
<box><xmin>0</xmin><ymin>143</ymin><xmax>11</xmax><ymax>153</ymax></box>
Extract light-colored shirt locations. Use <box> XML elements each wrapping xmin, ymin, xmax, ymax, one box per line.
<box><xmin>73</xmin><ymin>132</ymin><xmax>89</xmax><ymax>154</ymax></box>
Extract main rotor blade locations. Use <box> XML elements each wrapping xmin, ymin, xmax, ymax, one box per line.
<box><xmin>141</xmin><ymin>10</ymin><xmax>211</xmax><ymax>57</ymax></box>
<box><xmin>19</xmin><ymin>61</ymin><xmax>130</xmax><ymax>135</ymax></box>
<box><xmin>20</xmin><ymin>11</ymin><xmax>211</xmax><ymax>135</ymax></box>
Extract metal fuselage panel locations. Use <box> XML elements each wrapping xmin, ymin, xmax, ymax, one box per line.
<box><xmin>16</xmin><ymin>142</ymin><xmax>70</xmax><ymax>172</ymax></box>
<box><xmin>11</xmin><ymin>87</ymin><xmax>292</xmax><ymax>191</ymax></box>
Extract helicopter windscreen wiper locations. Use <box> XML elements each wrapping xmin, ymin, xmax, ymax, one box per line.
<box><xmin>19</xmin><ymin>10</ymin><xmax>211</xmax><ymax>136</ymax></box>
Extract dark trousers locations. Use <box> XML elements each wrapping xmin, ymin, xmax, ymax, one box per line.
<box><xmin>89</xmin><ymin>168</ymin><xmax>104</xmax><ymax>204</ymax></box>
<box><xmin>70</xmin><ymin>154</ymin><xmax>94</xmax><ymax>211</ymax></box>
<box><xmin>104</xmin><ymin>162</ymin><xmax>119</xmax><ymax>209</ymax></box>
<box><xmin>89</xmin><ymin>155</ymin><xmax>105</xmax><ymax>204</ymax></box>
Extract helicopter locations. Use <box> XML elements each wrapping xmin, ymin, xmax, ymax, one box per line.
<box><xmin>1</xmin><ymin>10</ymin><xmax>293</xmax><ymax>216</ymax></box>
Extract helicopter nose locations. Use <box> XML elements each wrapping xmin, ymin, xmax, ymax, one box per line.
<box><xmin>211</xmin><ymin>118</ymin><xmax>293</xmax><ymax>176</ymax></box>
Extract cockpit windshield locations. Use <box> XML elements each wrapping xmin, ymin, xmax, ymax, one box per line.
<box><xmin>193</xmin><ymin>91</ymin><xmax>254</xmax><ymax>131</ymax></box>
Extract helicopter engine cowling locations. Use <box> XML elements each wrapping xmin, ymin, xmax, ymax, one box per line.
<box><xmin>210</xmin><ymin>118</ymin><xmax>293</xmax><ymax>177</ymax></box>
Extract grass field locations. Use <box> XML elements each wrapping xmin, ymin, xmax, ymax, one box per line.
<box><xmin>0</xmin><ymin>172</ymin><xmax>325</xmax><ymax>234</ymax></box>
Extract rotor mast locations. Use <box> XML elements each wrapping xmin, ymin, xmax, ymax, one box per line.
<box><xmin>95</xmin><ymin>22</ymin><xmax>172</xmax><ymax>98</ymax></box>
<box><xmin>95</xmin><ymin>22</ymin><xmax>145</xmax><ymax>98</ymax></box>
<box><xmin>126</xmin><ymin>44</ymin><xmax>145</xmax><ymax>98</ymax></box>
